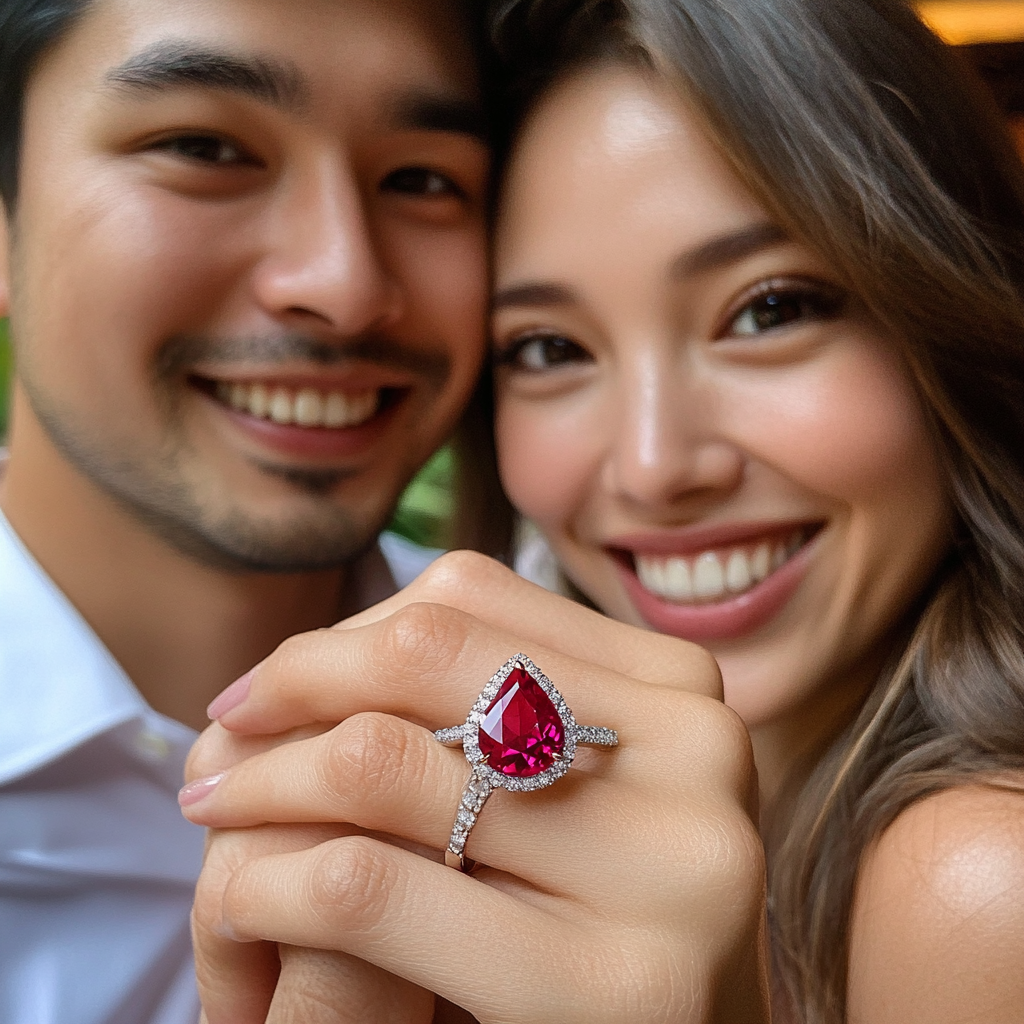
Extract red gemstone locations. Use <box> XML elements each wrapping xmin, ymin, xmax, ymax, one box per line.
<box><xmin>478</xmin><ymin>665</ymin><xmax>564</xmax><ymax>777</ymax></box>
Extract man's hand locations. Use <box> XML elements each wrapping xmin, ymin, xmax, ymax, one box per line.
<box><xmin>185</xmin><ymin>552</ymin><xmax>770</xmax><ymax>1024</ymax></box>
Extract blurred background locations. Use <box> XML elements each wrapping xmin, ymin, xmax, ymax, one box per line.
<box><xmin>0</xmin><ymin>0</ymin><xmax>1022</xmax><ymax>546</ymax></box>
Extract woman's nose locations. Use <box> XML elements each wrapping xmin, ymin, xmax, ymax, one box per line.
<box><xmin>602</xmin><ymin>355</ymin><xmax>744</xmax><ymax>510</ymax></box>
<box><xmin>251</xmin><ymin>160</ymin><xmax>402</xmax><ymax>336</ymax></box>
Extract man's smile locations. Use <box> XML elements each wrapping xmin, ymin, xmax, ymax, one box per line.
<box><xmin>211</xmin><ymin>380</ymin><xmax>380</xmax><ymax>429</ymax></box>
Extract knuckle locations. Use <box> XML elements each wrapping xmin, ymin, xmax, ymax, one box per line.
<box><xmin>729</xmin><ymin>814</ymin><xmax>768</xmax><ymax>901</ymax></box>
<box><xmin>191</xmin><ymin>877</ymin><xmax>220</xmax><ymax>936</ymax></box>
<box><xmin>415</xmin><ymin>549</ymin><xmax>506</xmax><ymax>601</ymax></box>
<box><xmin>326</xmin><ymin>712</ymin><xmax>412</xmax><ymax>802</ymax></box>
<box><xmin>378</xmin><ymin>601</ymin><xmax>472</xmax><ymax>680</ymax></box>
<box><xmin>184</xmin><ymin>740</ymin><xmax>213</xmax><ymax>783</ymax></box>
<box><xmin>705</xmin><ymin>802</ymin><xmax>765</xmax><ymax>890</ymax></box>
<box><xmin>695</xmin><ymin>645</ymin><xmax>724</xmax><ymax>691</ymax></box>
<box><xmin>184</xmin><ymin>726</ymin><xmax>254</xmax><ymax>781</ymax></box>
<box><xmin>192</xmin><ymin>834</ymin><xmax>237</xmax><ymax>934</ymax></box>
<box><xmin>675</xmin><ymin>643</ymin><xmax>724</xmax><ymax>698</ymax></box>
<box><xmin>687</xmin><ymin>697</ymin><xmax>755</xmax><ymax>794</ymax></box>
<box><xmin>306</xmin><ymin>836</ymin><xmax>394</xmax><ymax>934</ymax></box>
<box><xmin>271</xmin><ymin>629</ymin><xmax>328</xmax><ymax>680</ymax></box>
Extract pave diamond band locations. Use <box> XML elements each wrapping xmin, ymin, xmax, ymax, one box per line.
<box><xmin>443</xmin><ymin>767</ymin><xmax>494</xmax><ymax>869</ymax></box>
<box><xmin>434</xmin><ymin>653</ymin><xmax>618</xmax><ymax>871</ymax></box>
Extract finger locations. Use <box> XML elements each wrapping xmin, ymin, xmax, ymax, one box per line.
<box><xmin>183</xmin><ymin>714</ymin><xmax>469</xmax><ymax>834</ymax></box>
<box><xmin>268</xmin><ymin>946</ymin><xmax>434</xmax><ymax>1024</ymax></box>
<box><xmin>186</xmin><ymin>720</ymin><xmax>332</xmax><ymax>783</ymax></box>
<box><xmin>336</xmin><ymin>550</ymin><xmax>723</xmax><ymax>699</ymax></box>
<box><xmin>210</xmin><ymin>601</ymin><xmax>722</xmax><ymax>739</ymax></box>
<box><xmin>194</xmin><ymin>824</ymin><xmax>352</xmax><ymax>1024</ymax></box>
<box><xmin>217</xmin><ymin>836</ymin><xmax>658</xmax><ymax>1024</ymax></box>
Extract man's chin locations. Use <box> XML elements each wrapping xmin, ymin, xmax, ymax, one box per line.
<box><xmin>135</xmin><ymin>500</ymin><xmax>387</xmax><ymax>574</ymax></box>
<box><xmin>24</xmin><ymin>388</ymin><xmax>395</xmax><ymax>572</ymax></box>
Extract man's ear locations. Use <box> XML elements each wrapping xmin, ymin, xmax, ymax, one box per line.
<box><xmin>0</xmin><ymin>203</ymin><xmax>10</xmax><ymax>318</ymax></box>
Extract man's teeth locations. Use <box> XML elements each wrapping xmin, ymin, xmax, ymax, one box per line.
<box><xmin>635</xmin><ymin>531</ymin><xmax>805</xmax><ymax>604</ymax></box>
<box><xmin>214</xmin><ymin>382</ymin><xmax>380</xmax><ymax>428</ymax></box>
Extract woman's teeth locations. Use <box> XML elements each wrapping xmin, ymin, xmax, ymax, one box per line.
<box><xmin>214</xmin><ymin>382</ymin><xmax>380</xmax><ymax>428</ymax></box>
<box><xmin>634</xmin><ymin>531</ymin><xmax>806</xmax><ymax>604</ymax></box>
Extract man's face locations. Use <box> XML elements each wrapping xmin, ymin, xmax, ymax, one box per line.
<box><xmin>1</xmin><ymin>0</ymin><xmax>489</xmax><ymax>570</ymax></box>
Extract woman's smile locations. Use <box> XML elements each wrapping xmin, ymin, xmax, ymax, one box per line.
<box><xmin>610</xmin><ymin>521</ymin><xmax>822</xmax><ymax>640</ymax></box>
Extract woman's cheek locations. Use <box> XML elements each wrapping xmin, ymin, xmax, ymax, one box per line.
<box><xmin>496</xmin><ymin>398</ymin><xmax>603</xmax><ymax>526</ymax></box>
<box><xmin>728</xmin><ymin>338</ymin><xmax>938</xmax><ymax>506</ymax></box>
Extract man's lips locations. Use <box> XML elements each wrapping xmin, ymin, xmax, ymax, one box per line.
<box><xmin>610</xmin><ymin>520</ymin><xmax>823</xmax><ymax>641</ymax></box>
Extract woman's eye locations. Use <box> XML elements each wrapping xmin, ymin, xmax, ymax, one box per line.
<box><xmin>158</xmin><ymin>135</ymin><xmax>248</xmax><ymax>165</ymax></box>
<box><xmin>383</xmin><ymin>167</ymin><xmax>462</xmax><ymax>198</ymax></box>
<box><xmin>498</xmin><ymin>334</ymin><xmax>590</xmax><ymax>371</ymax></box>
<box><xmin>728</xmin><ymin>287</ymin><xmax>844</xmax><ymax>337</ymax></box>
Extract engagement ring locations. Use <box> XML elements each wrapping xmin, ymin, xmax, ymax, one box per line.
<box><xmin>434</xmin><ymin>653</ymin><xmax>617</xmax><ymax>870</ymax></box>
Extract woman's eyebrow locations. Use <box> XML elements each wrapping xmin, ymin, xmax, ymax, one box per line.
<box><xmin>669</xmin><ymin>222</ymin><xmax>788</xmax><ymax>280</ymax></box>
<box><xmin>105</xmin><ymin>40</ymin><xmax>307</xmax><ymax>110</ymax></box>
<box><xmin>491</xmin><ymin>282</ymin><xmax>578</xmax><ymax>312</ymax></box>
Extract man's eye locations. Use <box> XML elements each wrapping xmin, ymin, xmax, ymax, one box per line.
<box><xmin>382</xmin><ymin>167</ymin><xmax>462</xmax><ymax>198</ymax></box>
<box><xmin>497</xmin><ymin>334</ymin><xmax>590</xmax><ymax>371</ymax></box>
<box><xmin>728</xmin><ymin>286</ymin><xmax>844</xmax><ymax>337</ymax></box>
<box><xmin>158</xmin><ymin>135</ymin><xmax>247</xmax><ymax>165</ymax></box>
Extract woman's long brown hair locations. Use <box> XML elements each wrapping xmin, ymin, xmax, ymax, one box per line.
<box><xmin>489</xmin><ymin>1</ymin><xmax>1024</xmax><ymax>1019</ymax></box>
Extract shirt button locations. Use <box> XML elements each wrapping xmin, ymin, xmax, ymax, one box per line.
<box><xmin>134</xmin><ymin>729</ymin><xmax>172</xmax><ymax>762</ymax></box>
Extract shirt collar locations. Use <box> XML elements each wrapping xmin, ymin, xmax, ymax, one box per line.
<box><xmin>0</xmin><ymin>506</ymin><xmax>163</xmax><ymax>784</ymax></box>
<box><xmin>0</xmin><ymin>448</ymin><xmax>415</xmax><ymax>784</ymax></box>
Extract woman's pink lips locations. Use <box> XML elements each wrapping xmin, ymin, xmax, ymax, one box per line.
<box><xmin>616</xmin><ymin>533</ymin><xmax>818</xmax><ymax>643</ymax></box>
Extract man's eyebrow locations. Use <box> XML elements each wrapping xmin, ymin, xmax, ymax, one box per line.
<box><xmin>106</xmin><ymin>42</ymin><xmax>307</xmax><ymax>110</ymax></box>
<box><xmin>670</xmin><ymin>222</ymin><xmax>788</xmax><ymax>279</ymax></box>
<box><xmin>391</xmin><ymin>92</ymin><xmax>489</xmax><ymax>142</ymax></box>
<box><xmin>492</xmin><ymin>282</ymin><xmax>578</xmax><ymax>312</ymax></box>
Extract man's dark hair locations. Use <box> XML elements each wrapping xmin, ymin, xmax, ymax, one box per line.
<box><xmin>0</xmin><ymin>0</ymin><xmax>92</xmax><ymax>210</ymax></box>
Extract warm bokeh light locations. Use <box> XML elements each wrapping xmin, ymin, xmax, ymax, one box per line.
<box><xmin>1011</xmin><ymin>116</ymin><xmax>1024</xmax><ymax>155</ymax></box>
<box><xmin>916</xmin><ymin>2</ymin><xmax>1024</xmax><ymax>45</ymax></box>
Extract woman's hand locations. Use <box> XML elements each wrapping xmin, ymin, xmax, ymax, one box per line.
<box><xmin>184</xmin><ymin>552</ymin><xmax>770</xmax><ymax>1024</ymax></box>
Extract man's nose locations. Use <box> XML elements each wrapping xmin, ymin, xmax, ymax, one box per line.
<box><xmin>251</xmin><ymin>160</ymin><xmax>401</xmax><ymax>336</ymax></box>
<box><xmin>603</xmin><ymin>354</ymin><xmax>743</xmax><ymax>510</ymax></box>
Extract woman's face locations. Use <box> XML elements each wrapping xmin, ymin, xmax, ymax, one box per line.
<box><xmin>493</xmin><ymin>65</ymin><xmax>952</xmax><ymax>737</ymax></box>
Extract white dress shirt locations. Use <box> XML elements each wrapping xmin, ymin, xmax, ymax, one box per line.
<box><xmin>0</xmin><ymin>500</ymin><xmax>439</xmax><ymax>1024</ymax></box>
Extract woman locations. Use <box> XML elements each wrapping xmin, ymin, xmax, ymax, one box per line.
<box><xmin>488</xmin><ymin>0</ymin><xmax>1024</xmax><ymax>1017</ymax></box>
<box><xmin>182</xmin><ymin>0</ymin><xmax>1024</xmax><ymax>1020</ymax></box>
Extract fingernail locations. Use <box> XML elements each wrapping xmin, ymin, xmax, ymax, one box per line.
<box><xmin>178</xmin><ymin>773</ymin><xmax>225</xmax><ymax>807</ymax></box>
<box><xmin>207</xmin><ymin>668</ymin><xmax>254</xmax><ymax>720</ymax></box>
<box><xmin>213</xmin><ymin>913</ymin><xmax>240</xmax><ymax>940</ymax></box>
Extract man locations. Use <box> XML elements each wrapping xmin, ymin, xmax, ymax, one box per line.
<box><xmin>0</xmin><ymin>0</ymin><xmax>490</xmax><ymax>1020</ymax></box>
<box><xmin>0</xmin><ymin>1</ymin><xmax>772</xmax><ymax>1020</ymax></box>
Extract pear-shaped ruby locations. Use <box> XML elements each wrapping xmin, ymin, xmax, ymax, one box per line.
<box><xmin>478</xmin><ymin>664</ymin><xmax>564</xmax><ymax>777</ymax></box>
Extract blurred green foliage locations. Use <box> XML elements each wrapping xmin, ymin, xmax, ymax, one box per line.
<box><xmin>0</xmin><ymin>319</ymin><xmax>451</xmax><ymax>543</ymax></box>
<box><xmin>388</xmin><ymin>445</ymin><xmax>455</xmax><ymax>550</ymax></box>
<box><xmin>0</xmin><ymin>319</ymin><xmax>9</xmax><ymax>442</ymax></box>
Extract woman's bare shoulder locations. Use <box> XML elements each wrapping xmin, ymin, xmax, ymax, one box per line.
<box><xmin>846</xmin><ymin>782</ymin><xmax>1024</xmax><ymax>1024</ymax></box>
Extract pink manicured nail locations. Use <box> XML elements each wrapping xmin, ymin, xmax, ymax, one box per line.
<box><xmin>207</xmin><ymin>668</ymin><xmax>254</xmax><ymax>720</ymax></box>
<box><xmin>178</xmin><ymin>773</ymin><xmax>225</xmax><ymax>807</ymax></box>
